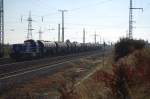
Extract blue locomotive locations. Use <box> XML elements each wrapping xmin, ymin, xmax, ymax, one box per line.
<box><xmin>10</xmin><ymin>39</ymin><xmax>102</xmax><ymax>60</ymax></box>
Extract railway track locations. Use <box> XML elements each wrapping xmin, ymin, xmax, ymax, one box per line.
<box><xmin>0</xmin><ymin>51</ymin><xmax>101</xmax><ymax>76</ymax></box>
<box><xmin>0</xmin><ymin>50</ymin><xmax>101</xmax><ymax>66</ymax></box>
<box><xmin>0</xmin><ymin>50</ymin><xmax>108</xmax><ymax>95</ymax></box>
<box><xmin>0</xmin><ymin>58</ymin><xmax>13</xmax><ymax>65</ymax></box>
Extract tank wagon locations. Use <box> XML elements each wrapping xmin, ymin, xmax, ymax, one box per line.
<box><xmin>9</xmin><ymin>44</ymin><xmax>25</xmax><ymax>59</ymax></box>
<box><xmin>10</xmin><ymin>39</ymin><xmax>102</xmax><ymax>60</ymax></box>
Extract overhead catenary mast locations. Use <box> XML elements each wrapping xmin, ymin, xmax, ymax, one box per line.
<box><xmin>0</xmin><ymin>0</ymin><xmax>4</xmax><ymax>57</ymax></box>
<box><xmin>27</xmin><ymin>11</ymin><xmax>34</xmax><ymax>40</ymax></box>
<box><xmin>83</xmin><ymin>28</ymin><xmax>85</xmax><ymax>43</ymax></box>
<box><xmin>58</xmin><ymin>24</ymin><xmax>61</xmax><ymax>42</ymax></box>
<box><xmin>94</xmin><ymin>31</ymin><xmax>98</xmax><ymax>44</ymax></box>
<box><xmin>38</xmin><ymin>27</ymin><xmax>43</xmax><ymax>40</ymax></box>
<box><xmin>99</xmin><ymin>35</ymin><xmax>101</xmax><ymax>44</ymax></box>
<box><xmin>128</xmin><ymin>0</ymin><xmax>143</xmax><ymax>39</ymax></box>
<box><xmin>48</xmin><ymin>25</ymin><xmax>55</xmax><ymax>41</ymax></box>
<box><xmin>58</xmin><ymin>10</ymin><xmax>67</xmax><ymax>42</ymax></box>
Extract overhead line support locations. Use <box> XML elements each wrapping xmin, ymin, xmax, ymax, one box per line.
<box><xmin>129</xmin><ymin>0</ymin><xmax>143</xmax><ymax>39</ymax></box>
<box><xmin>58</xmin><ymin>10</ymin><xmax>67</xmax><ymax>42</ymax></box>
<box><xmin>0</xmin><ymin>0</ymin><xmax>4</xmax><ymax>57</ymax></box>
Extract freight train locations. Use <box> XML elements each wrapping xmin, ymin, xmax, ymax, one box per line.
<box><xmin>10</xmin><ymin>39</ymin><xmax>102</xmax><ymax>60</ymax></box>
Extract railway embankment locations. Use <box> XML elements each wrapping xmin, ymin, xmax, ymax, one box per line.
<box><xmin>1</xmin><ymin>38</ymin><xmax>149</xmax><ymax>99</ymax></box>
<box><xmin>0</xmin><ymin>51</ymin><xmax>109</xmax><ymax>98</ymax></box>
<box><xmin>71</xmin><ymin>38</ymin><xmax>150</xmax><ymax>99</ymax></box>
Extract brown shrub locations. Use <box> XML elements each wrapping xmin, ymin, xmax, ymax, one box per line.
<box><xmin>92</xmin><ymin>48</ymin><xmax>150</xmax><ymax>99</ymax></box>
<box><xmin>114</xmin><ymin>38</ymin><xmax>145</xmax><ymax>61</ymax></box>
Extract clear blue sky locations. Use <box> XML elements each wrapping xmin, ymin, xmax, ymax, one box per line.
<box><xmin>4</xmin><ymin>0</ymin><xmax>150</xmax><ymax>44</ymax></box>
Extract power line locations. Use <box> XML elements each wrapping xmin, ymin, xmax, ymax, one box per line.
<box><xmin>29</xmin><ymin>0</ymin><xmax>113</xmax><ymax>18</ymax></box>
<box><xmin>5</xmin><ymin>0</ymin><xmax>114</xmax><ymax>26</ymax></box>
<box><xmin>32</xmin><ymin>0</ymin><xmax>57</xmax><ymax>13</ymax></box>
<box><xmin>70</xmin><ymin>0</ymin><xmax>113</xmax><ymax>11</ymax></box>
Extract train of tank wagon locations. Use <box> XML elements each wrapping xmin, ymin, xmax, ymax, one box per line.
<box><xmin>9</xmin><ymin>39</ymin><xmax>102</xmax><ymax>60</ymax></box>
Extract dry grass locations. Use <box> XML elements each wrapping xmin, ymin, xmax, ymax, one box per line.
<box><xmin>72</xmin><ymin>54</ymin><xmax>114</xmax><ymax>99</ymax></box>
<box><xmin>90</xmin><ymin>48</ymin><xmax>150</xmax><ymax>99</ymax></box>
<box><xmin>75</xmin><ymin>73</ymin><xmax>112</xmax><ymax>99</ymax></box>
<box><xmin>74</xmin><ymin>48</ymin><xmax>150</xmax><ymax>99</ymax></box>
<box><xmin>1</xmin><ymin>54</ymin><xmax>104</xmax><ymax>99</ymax></box>
<box><xmin>2</xmin><ymin>48</ymin><xmax>149</xmax><ymax>99</ymax></box>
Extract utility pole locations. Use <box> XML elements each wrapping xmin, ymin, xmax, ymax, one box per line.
<box><xmin>94</xmin><ymin>31</ymin><xmax>98</xmax><ymax>44</ymax></box>
<box><xmin>58</xmin><ymin>10</ymin><xmax>67</xmax><ymax>42</ymax></box>
<box><xmin>48</xmin><ymin>25</ymin><xmax>55</xmax><ymax>32</ymax></box>
<box><xmin>129</xmin><ymin>0</ymin><xmax>143</xmax><ymax>39</ymax></box>
<box><xmin>99</xmin><ymin>35</ymin><xmax>101</xmax><ymax>44</ymax></box>
<box><xmin>58</xmin><ymin>24</ymin><xmax>61</xmax><ymax>42</ymax></box>
<box><xmin>102</xmin><ymin>39</ymin><xmax>105</xmax><ymax>67</ymax></box>
<box><xmin>91</xmin><ymin>31</ymin><xmax>98</xmax><ymax>44</ymax></box>
<box><xmin>0</xmin><ymin>0</ymin><xmax>4</xmax><ymax>57</ymax></box>
<box><xmin>27</xmin><ymin>11</ymin><xmax>34</xmax><ymax>40</ymax></box>
<box><xmin>38</xmin><ymin>27</ymin><xmax>42</xmax><ymax>40</ymax></box>
<box><xmin>48</xmin><ymin>25</ymin><xmax>55</xmax><ymax>41</ymax></box>
<box><xmin>83</xmin><ymin>28</ymin><xmax>85</xmax><ymax>43</ymax></box>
